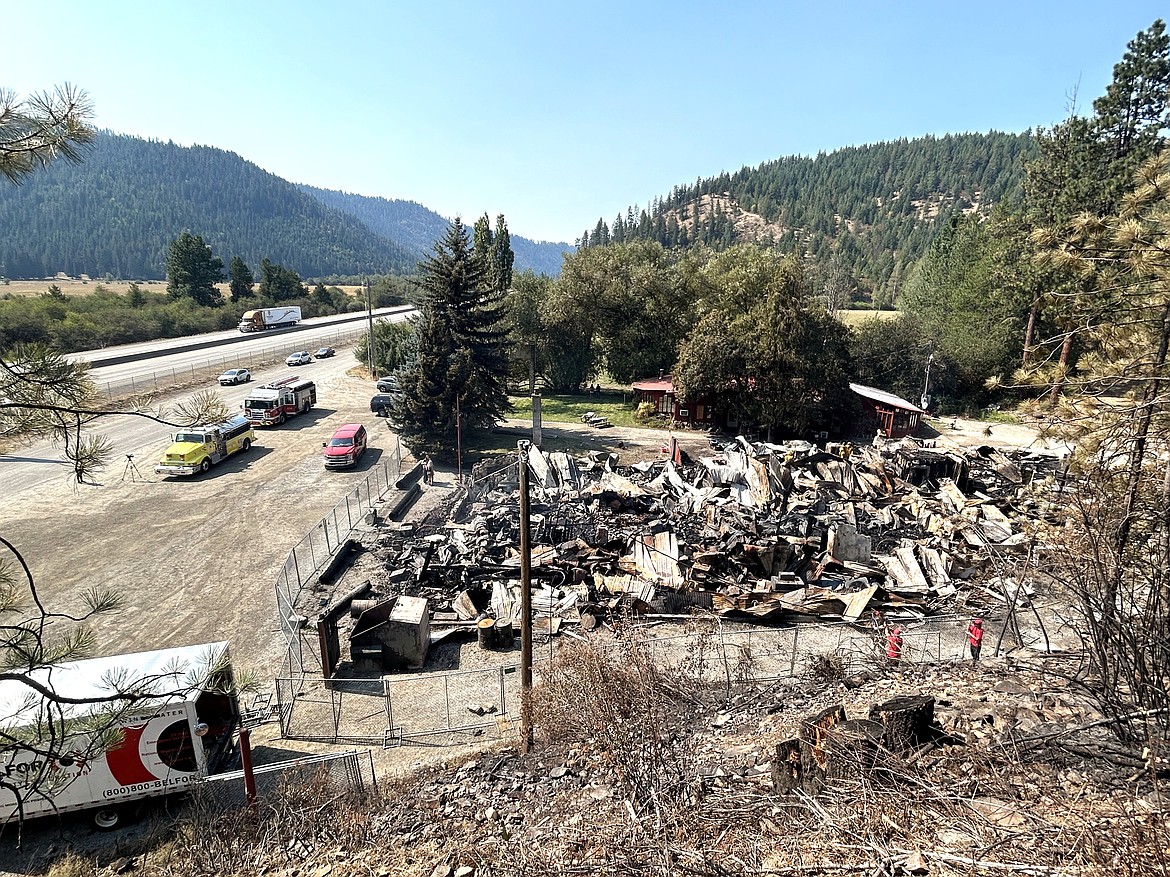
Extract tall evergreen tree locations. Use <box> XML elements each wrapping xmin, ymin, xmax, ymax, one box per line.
<box><xmin>165</xmin><ymin>231</ymin><xmax>224</xmax><ymax>307</ymax></box>
<box><xmin>471</xmin><ymin>213</ymin><xmax>515</xmax><ymax>294</ymax></box>
<box><xmin>257</xmin><ymin>258</ymin><xmax>305</xmax><ymax>302</ymax></box>
<box><xmin>489</xmin><ymin>214</ymin><xmax>515</xmax><ymax>294</ymax></box>
<box><xmin>228</xmin><ymin>255</ymin><xmax>254</xmax><ymax>303</ymax></box>
<box><xmin>390</xmin><ymin>218</ymin><xmax>511</xmax><ymax>455</ymax></box>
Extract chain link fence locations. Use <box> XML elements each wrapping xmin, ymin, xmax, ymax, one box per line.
<box><xmin>90</xmin><ymin>324</ymin><xmax>371</xmax><ymax>401</ymax></box>
<box><xmin>272</xmin><ymin>616</ymin><xmax>992</xmax><ymax>747</ymax></box>
<box><xmin>275</xmin><ymin>676</ymin><xmax>392</xmax><ymax>744</ymax></box>
<box><xmin>275</xmin><ymin>446</ymin><xmax>403</xmax><ymax>681</ymax></box>
<box><xmin>193</xmin><ymin>750</ymin><xmax>378</xmax><ymax>811</ymax></box>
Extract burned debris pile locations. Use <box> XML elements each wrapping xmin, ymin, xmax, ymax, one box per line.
<box><xmin>328</xmin><ymin>436</ymin><xmax>1065</xmax><ymax>674</ymax></box>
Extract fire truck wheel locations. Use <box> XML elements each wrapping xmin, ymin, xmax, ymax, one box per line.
<box><xmin>242</xmin><ymin>438</ymin><xmax>252</xmax><ymax>452</ymax></box>
<box><xmin>92</xmin><ymin>806</ymin><xmax>121</xmax><ymax>830</ymax></box>
<box><xmin>199</xmin><ymin>458</ymin><xmax>211</xmax><ymax>474</ymax></box>
<box><xmin>277</xmin><ymin>413</ymin><xmax>286</xmax><ymax>425</ymax></box>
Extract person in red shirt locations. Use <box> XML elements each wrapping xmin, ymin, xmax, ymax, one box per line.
<box><xmin>886</xmin><ymin>626</ymin><xmax>903</xmax><ymax>661</ymax></box>
<box><xmin>967</xmin><ymin>618</ymin><xmax>984</xmax><ymax>661</ymax></box>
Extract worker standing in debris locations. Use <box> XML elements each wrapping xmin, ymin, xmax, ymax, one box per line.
<box><xmin>422</xmin><ymin>454</ymin><xmax>434</xmax><ymax>485</ymax></box>
<box><xmin>967</xmin><ymin>617</ymin><xmax>984</xmax><ymax>661</ymax></box>
<box><xmin>777</xmin><ymin>452</ymin><xmax>795</xmax><ymax>515</ymax></box>
<box><xmin>886</xmin><ymin>626</ymin><xmax>903</xmax><ymax>661</ymax></box>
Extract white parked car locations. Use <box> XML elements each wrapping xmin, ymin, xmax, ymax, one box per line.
<box><xmin>218</xmin><ymin>368</ymin><xmax>251</xmax><ymax>385</ymax></box>
<box><xmin>286</xmin><ymin>351</ymin><xmax>313</xmax><ymax>366</ymax></box>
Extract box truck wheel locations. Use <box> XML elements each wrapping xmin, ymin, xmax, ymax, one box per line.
<box><xmin>92</xmin><ymin>806</ymin><xmax>121</xmax><ymax>830</ymax></box>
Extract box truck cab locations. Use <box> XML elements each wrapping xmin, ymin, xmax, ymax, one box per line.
<box><xmin>0</xmin><ymin>642</ymin><xmax>239</xmax><ymax>830</ymax></box>
<box><xmin>323</xmin><ymin>423</ymin><xmax>367</xmax><ymax>469</ymax></box>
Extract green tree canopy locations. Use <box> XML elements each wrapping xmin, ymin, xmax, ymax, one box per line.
<box><xmin>257</xmin><ymin>258</ymin><xmax>305</xmax><ymax>302</ymax></box>
<box><xmin>898</xmin><ymin>215</ymin><xmax>1024</xmax><ymax>404</ymax></box>
<box><xmin>228</xmin><ymin>256</ymin><xmax>254</xmax><ymax>303</ymax></box>
<box><xmin>675</xmin><ymin>247</ymin><xmax>854</xmax><ymax>438</ymax></box>
<box><xmin>556</xmin><ymin>241</ymin><xmax>700</xmax><ymax>384</ymax></box>
<box><xmin>165</xmin><ymin>231</ymin><xmax>224</xmax><ymax>308</ymax></box>
<box><xmin>355</xmin><ymin>318</ymin><xmax>417</xmax><ymax>377</ymax></box>
<box><xmin>0</xmin><ymin>83</ymin><xmax>94</xmax><ymax>185</ymax></box>
<box><xmin>390</xmin><ymin>218</ymin><xmax>511</xmax><ymax>455</ymax></box>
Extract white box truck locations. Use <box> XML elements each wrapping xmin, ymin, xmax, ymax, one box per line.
<box><xmin>0</xmin><ymin>642</ymin><xmax>239</xmax><ymax>830</ymax></box>
<box><xmin>238</xmin><ymin>306</ymin><xmax>302</xmax><ymax>332</ymax></box>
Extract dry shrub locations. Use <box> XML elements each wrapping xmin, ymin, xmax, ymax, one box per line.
<box><xmin>531</xmin><ymin>636</ymin><xmax>697</xmax><ymax>812</ymax></box>
<box><xmin>807</xmin><ymin>650</ymin><xmax>846</xmax><ymax>682</ymax></box>
<box><xmin>45</xmin><ymin>852</ymin><xmax>95</xmax><ymax>877</ymax></box>
<box><xmin>156</xmin><ymin>767</ymin><xmax>380</xmax><ymax>877</ymax></box>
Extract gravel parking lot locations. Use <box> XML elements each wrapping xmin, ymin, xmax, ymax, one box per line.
<box><xmin>0</xmin><ymin>366</ymin><xmax>401</xmax><ymax>677</ymax></box>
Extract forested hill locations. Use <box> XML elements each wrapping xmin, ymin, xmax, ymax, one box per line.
<box><xmin>0</xmin><ymin>133</ymin><xmax>567</xmax><ymax>281</ymax></box>
<box><xmin>585</xmin><ymin>131</ymin><xmax>1035</xmax><ymax>302</ymax></box>
<box><xmin>0</xmin><ymin>133</ymin><xmax>422</xmax><ymax>281</ymax></box>
<box><xmin>297</xmin><ymin>185</ymin><xmax>571</xmax><ymax>277</ymax></box>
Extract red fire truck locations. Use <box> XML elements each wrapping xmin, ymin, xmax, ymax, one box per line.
<box><xmin>242</xmin><ymin>376</ymin><xmax>317</xmax><ymax>426</ymax></box>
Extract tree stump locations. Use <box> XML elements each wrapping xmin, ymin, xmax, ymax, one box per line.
<box><xmin>868</xmin><ymin>694</ymin><xmax>936</xmax><ymax>753</ymax></box>
<box><xmin>771</xmin><ymin>738</ymin><xmax>803</xmax><ymax>794</ymax></box>
<box><xmin>823</xmin><ymin>719</ymin><xmax>885</xmax><ymax>781</ymax></box>
<box><xmin>796</xmin><ymin>704</ymin><xmax>846</xmax><ymax>793</ymax></box>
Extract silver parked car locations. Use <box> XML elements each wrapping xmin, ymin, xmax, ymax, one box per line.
<box><xmin>217</xmin><ymin>368</ymin><xmax>251</xmax><ymax>385</ymax></box>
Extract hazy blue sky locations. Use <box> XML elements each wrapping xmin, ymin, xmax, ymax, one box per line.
<box><xmin>5</xmin><ymin>1</ymin><xmax>1166</xmax><ymax>244</ymax></box>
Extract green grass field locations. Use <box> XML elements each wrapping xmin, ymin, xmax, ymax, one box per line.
<box><xmin>509</xmin><ymin>391</ymin><xmax>641</xmax><ymax>428</ymax></box>
<box><xmin>838</xmin><ymin>308</ymin><xmax>901</xmax><ymax>326</ymax></box>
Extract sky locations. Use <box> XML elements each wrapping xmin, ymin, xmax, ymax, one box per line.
<box><xmin>4</xmin><ymin>1</ymin><xmax>1167</xmax><ymax>245</ymax></box>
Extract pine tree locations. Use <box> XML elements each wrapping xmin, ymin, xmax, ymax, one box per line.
<box><xmin>166</xmin><ymin>231</ymin><xmax>224</xmax><ymax>307</ymax></box>
<box><xmin>228</xmin><ymin>256</ymin><xmax>254</xmax><ymax>302</ymax></box>
<box><xmin>390</xmin><ymin>218</ymin><xmax>511</xmax><ymax>455</ymax></box>
<box><xmin>390</xmin><ymin>306</ymin><xmax>469</xmax><ymax>455</ymax></box>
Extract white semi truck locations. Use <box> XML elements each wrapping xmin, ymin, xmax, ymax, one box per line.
<box><xmin>0</xmin><ymin>642</ymin><xmax>239</xmax><ymax>830</ymax></box>
<box><xmin>238</xmin><ymin>306</ymin><xmax>302</xmax><ymax>332</ymax></box>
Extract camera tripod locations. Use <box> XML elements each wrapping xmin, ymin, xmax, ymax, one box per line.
<box><xmin>121</xmin><ymin>453</ymin><xmax>145</xmax><ymax>482</ymax></box>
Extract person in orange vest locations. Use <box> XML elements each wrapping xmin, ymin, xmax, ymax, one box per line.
<box><xmin>885</xmin><ymin>626</ymin><xmax>903</xmax><ymax>661</ymax></box>
<box><xmin>967</xmin><ymin>617</ymin><xmax>984</xmax><ymax>661</ymax></box>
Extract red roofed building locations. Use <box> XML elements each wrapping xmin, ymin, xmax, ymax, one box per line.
<box><xmin>631</xmin><ymin>375</ymin><xmax>721</xmax><ymax>427</ymax></box>
<box><xmin>850</xmin><ymin>382</ymin><xmax>923</xmax><ymax>439</ymax></box>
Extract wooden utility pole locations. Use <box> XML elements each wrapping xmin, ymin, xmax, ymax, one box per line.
<box><xmin>456</xmin><ymin>394</ymin><xmax>463</xmax><ymax>485</ymax></box>
<box><xmin>518</xmin><ymin>440</ymin><xmax>534</xmax><ymax>751</ymax></box>
<box><xmin>364</xmin><ymin>278</ymin><xmax>375</xmax><ymax>377</ymax></box>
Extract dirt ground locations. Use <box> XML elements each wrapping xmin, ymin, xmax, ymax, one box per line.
<box><xmin>0</xmin><ymin>368</ymin><xmax>401</xmax><ymax>678</ymax></box>
<box><xmin>0</xmin><ymin>399</ymin><xmax>1065</xmax><ymax>870</ymax></box>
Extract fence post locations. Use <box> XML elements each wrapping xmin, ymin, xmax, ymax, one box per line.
<box><xmin>789</xmin><ymin>627</ymin><xmax>799</xmax><ymax>676</ymax></box>
<box><xmin>385</xmin><ymin>678</ymin><xmax>395</xmax><ymax>739</ymax></box>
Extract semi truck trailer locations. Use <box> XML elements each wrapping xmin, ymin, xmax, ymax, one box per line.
<box><xmin>238</xmin><ymin>307</ymin><xmax>302</xmax><ymax>332</ymax></box>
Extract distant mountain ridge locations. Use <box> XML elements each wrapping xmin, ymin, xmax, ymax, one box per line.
<box><xmin>0</xmin><ymin>132</ymin><xmax>568</xmax><ymax>281</ymax></box>
<box><xmin>0</xmin><ymin>129</ymin><xmax>1033</xmax><ymax>293</ymax></box>
<box><xmin>585</xmin><ymin>131</ymin><xmax>1036</xmax><ymax>300</ymax></box>
<box><xmin>297</xmin><ymin>185</ymin><xmax>571</xmax><ymax>277</ymax></box>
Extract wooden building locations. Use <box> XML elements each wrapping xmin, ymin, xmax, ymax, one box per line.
<box><xmin>631</xmin><ymin>375</ymin><xmax>721</xmax><ymax>428</ymax></box>
<box><xmin>850</xmin><ymin>382</ymin><xmax>923</xmax><ymax>439</ymax></box>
